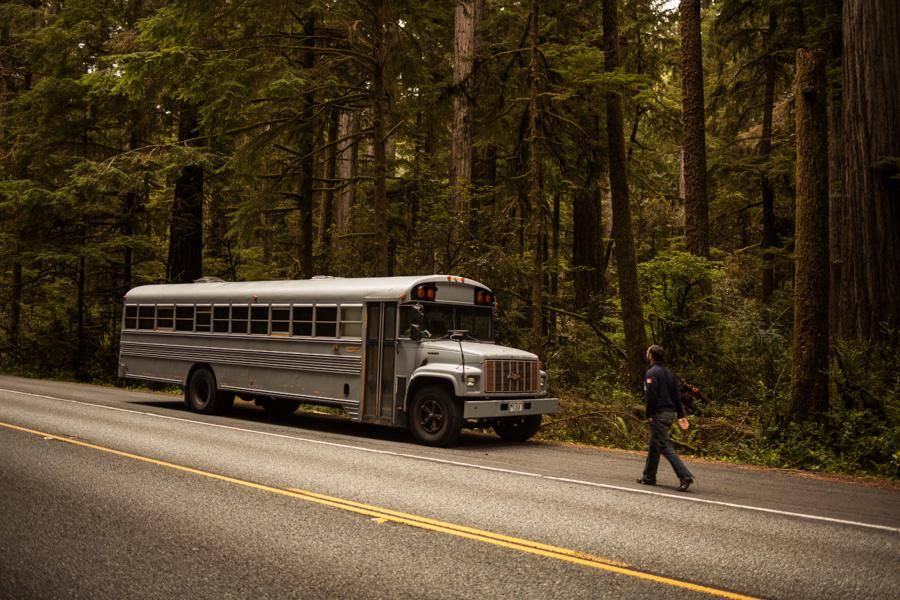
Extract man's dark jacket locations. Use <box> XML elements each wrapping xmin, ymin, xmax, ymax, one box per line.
<box><xmin>643</xmin><ymin>361</ymin><xmax>685</xmax><ymax>418</ymax></box>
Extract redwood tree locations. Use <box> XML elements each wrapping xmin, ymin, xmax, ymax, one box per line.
<box><xmin>450</xmin><ymin>0</ymin><xmax>483</xmax><ymax>215</ymax></box>
<box><xmin>791</xmin><ymin>48</ymin><xmax>830</xmax><ymax>419</ymax></box>
<box><xmin>836</xmin><ymin>0</ymin><xmax>900</xmax><ymax>342</ymax></box>
<box><xmin>604</xmin><ymin>0</ymin><xmax>647</xmax><ymax>387</ymax></box>
<box><xmin>167</xmin><ymin>104</ymin><xmax>204</xmax><ymax>284</ymax></box>
<box><xmin>679</xmin><ymin>0</ymin><xmax>709</xmax><ymax>258</ymax></box>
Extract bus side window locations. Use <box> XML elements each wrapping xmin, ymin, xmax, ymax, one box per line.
<box><xmin>339</xmin><ymin>305</ymin><xmax>362</xmax><ymax>338</ymax></box>
<box><xmin>315</xmin><ymin>306</ymin><xmax>337</xmax><ymax>338</ymax></box>
<box><xmin>124</xmin><ymin>305</ymin><xmax>137</xmax><ymax>330</ymax></box>
<box><xmin>271</xmin><ymin>306</ymin><xmax>291</xmax><ymax>335</ymax></box>
<box><xmin>195</xmin><ymin>306</ymin><xmax>212</xmax><ymax>332</ymax></box>
<box><xmin>231</xmin><ymin>306</ymin><xmax>249</xmax><ymax>334</ymax></box>
<box><xmin>292</xmin><ymin>306</ymin><xmax>313</xmax><ymax>336</ymax></box>
<box><xmin>175</xmin><ymin>306</ymin><xmax>194</xmax><ymax>331</ymax></box>
<box><xmin>156</xmin><ymin>306</ymin><xmax>174</xmax><ymax>330</ymax></box>
<box><xmin>213</xmin><ymin>306</ymin><xmax>229</xmax><ymax>333</ymax></box>
<box><xmin>250</xmin><ymin>306</ymin><xmax>268</xmax><ymax>334</ymax></box>
<box><xmin>138</xmin><ymin>306</ymin><xmax>155</xmax><ymax>330</ymax></box>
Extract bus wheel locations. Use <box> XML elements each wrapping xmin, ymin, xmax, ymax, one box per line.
<box><xmin>260</xmin><ymin>398</ymin><xmax>301</xmax><ymax>416</ymax></box>
<box><xmin>494</xmin><ymin>415</ymin><xmax>542</xmax><ymax>442</ymax></box>
<box><xmin>409</xmin><ymin>385</ymin><xmax>462</xmax><ymax>447</ymax></box>
<box><xmin>186</xmin><ymin>367</ymin><xmax>232</xmax><ymax>414</ymax></box>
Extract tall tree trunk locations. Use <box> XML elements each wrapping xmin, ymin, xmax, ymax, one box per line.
<box><xmin>826</xmin><ymin>2</ymin><xmax>844</xmax><ymax>339</ymax></box>
<box><xmin>760</xmin><ymin>11</ymin><xmax>778</xmax><ymax>303</ymax></box>
<box><xmin>317</xmin><ymin>107</ymin><xmax>339</xmax><ymax>266</ymax></box>
<box><xmin>679</xmin><ymin>0</ymin><xmax>709</xmax><ymax>257</ymax></box>
<box><xmin>528</xmin><ymin>0</ymin><xmax>543</xmax><ymax>359</ymax></box>
<box><xmin>838</xmin><ymin>0</ymin><xmax>900</xmax><ymax>342</ymax></box>
<box><xmin>296</xmin><ymin>13</ymin><xmax>316</xmax><ymax>279</ymax></box>
<box><xmin>372</xmin><ymin>0</ymin><xmax>390</xmax><ymax>276</ymax></box>
<box><xmin>791</xmin><ymin>49</ymin><xmax>830</xmax><ymax>419</ymax></box>
<box><xmin>167</xmin><ymin>104</ymin><xmax>204</xmax><ymax>283</ymax></box>
<box><xmin>604</xmin><ymin>0</ymin><xmax>647</xmax><ymax>388</ymax></box>
<box><xmin>450</xmin><ymin>0</ymin><xmax>483</xmax><ymax>214</ymax></box>
<box><xmin>572</xmin><ymin>128</ymin><xmax>604</xmax><ymax>315</ymax></box>
<box><xmin>122</xmin><ymin>119</ymin><xmax>143</xmax><ymax>293</ymax></box>
<box><xmin>335</xmin><ymin>111</ymin><xmax>358</xmax><ymax>236</ymax></box>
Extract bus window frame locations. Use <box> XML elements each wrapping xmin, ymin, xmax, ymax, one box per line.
<box><xmin>155</xmin><ymin>304</ymin><xmax>175</xmax><ymax>331</ymax></box>
<box><xmin>270</xmin><ymin>304</ymin><xmax>292</xmax><ymax>337</ymax></box>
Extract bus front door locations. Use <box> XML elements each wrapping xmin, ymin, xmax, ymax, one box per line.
<box><xmin>362</xmin><ymin>302</ymin><xmax>397</xmax><ymax>424</ymax></box>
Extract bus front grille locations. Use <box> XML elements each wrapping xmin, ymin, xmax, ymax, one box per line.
<box><xmin>483</xmin><ymin>359</ymin><xmax>539</xmax><ymax>394</ymax></box>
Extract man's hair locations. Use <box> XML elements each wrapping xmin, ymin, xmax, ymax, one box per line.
<box><xmin>648</xmin><ymin>345</ymin><xmax>665</xmax><ymax>362</ymax></box>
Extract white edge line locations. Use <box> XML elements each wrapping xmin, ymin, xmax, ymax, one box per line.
<box><xmin>1</xmin><ymin>386</ymin><xmax>898</xmax><ymax>535</ymax></box>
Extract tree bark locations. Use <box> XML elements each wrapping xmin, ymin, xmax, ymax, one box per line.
<box><xmin>760</xmin><ymin>11</ymin><xmax>778</xmax><ymax>303</ymax></box>
<box><xmin>372</xmin><ymin>0</ymin><xmax>390</xmax><ymax>276</ymax></box>
<box><xmin>826</xmin><ymin>3</ymin><xmax>844</xmax><ymax>339</ymax></box>
<box><xmin>317</xmin><ymin>106</ymin><xmax>339</xmax><ymax>264</ymax></box>
<box><xmin>335</xmin><ymin>111</ymin><xmax>358</xmax><ymax>235</ymax></box>
<box><xmin>450</xmin><ymin>0</ymin><xmax>483</xmax><ymax>215</ymax></box>
<box><xmin>838</xmin><ymin>0</ymin><xmax>900</xmax><ymax>342</ymax></box>
<box><xmin>297</xmin><ymin>12</ymin><xmax>316</xmax><ymax>279</ymax></box>
<box><xmin>791</xmin><ymin>49</ymin><xmax>830</xmax><ymax>419</ymax></box>
<box><xmin>572</xmin><ymin>127</ymin><xmax>604</xmax><ymax>315</ymax></box>
<box><xmin>167</xmin><ymin>104</ymin><xmax>204</xmax><ymax>283</ymax></box>
<box><xmin>604</xmin><ymin>0</ymin><xmax>647</xmax><ymax>388</ymax></box>
<box><xmin>679</xmin><ymin>0</ymin><xmax>709</xmax><ymax>258</ymax></box>
<box><xmin>528</xmin><ymin>0</ymin><xmax>543</xmax><ymax>359</ymax></box>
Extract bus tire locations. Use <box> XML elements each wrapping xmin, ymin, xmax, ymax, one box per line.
<box><xmin>409</xmin><ymin>385</ymin><xmax>462</xmax><ymax>447</ymax></box>
<box><xmin>494</xmin><ymin>414</ymin><xmax>542</xmax><ymax>442</ymax></box>
<box><xmin>186</xmin><ymin>367</ymin><xmax>231</xmax><ymax>414</ymax></box>
<box><xmin>260</xmin><ymin>398</ymin><xmax>301</xmax><ymax>416</ymax></box>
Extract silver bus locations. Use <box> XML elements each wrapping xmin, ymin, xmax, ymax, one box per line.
<box><xmin>118</xmin><ymin>275</ymin><xmax>559</xmax><ymax>446</ymax></box>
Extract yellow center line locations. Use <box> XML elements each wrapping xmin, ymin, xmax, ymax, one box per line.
<box><xmin>0</xmin><ymin>419</ymin><xmax>760</xmax><ymax>600</ymax></box>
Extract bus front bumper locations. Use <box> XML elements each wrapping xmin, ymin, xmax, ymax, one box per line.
<box><xmin>462</xmin><ymin>398</ymin><xmax>559</xmax><ymax>419</ymax></box>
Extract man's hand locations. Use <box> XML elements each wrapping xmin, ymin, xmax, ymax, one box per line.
<box><xmin>677</xmin><ymin>417</ymin><xmax>689</xmax><ymax>431</ymax></box>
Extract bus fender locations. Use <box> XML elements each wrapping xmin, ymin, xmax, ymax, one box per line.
<box><xmin>404</xmin><ymin>372</ymin><xmax>459</xmax><ymax>413</ymax></box>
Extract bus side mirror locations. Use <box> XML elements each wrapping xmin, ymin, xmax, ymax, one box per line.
<box><xmin>409</xmin><ymin>324</ymin><xmax>422</xmax><ymax>342</ymax></box>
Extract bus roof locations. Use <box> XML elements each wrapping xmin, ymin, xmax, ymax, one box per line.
<box><xmin>124</xmin><ymin>275</ymin><xmax>491</xmax><ymax>305</ymax></box>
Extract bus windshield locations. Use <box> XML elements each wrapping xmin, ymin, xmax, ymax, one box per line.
<box><xmin>399</xmin><ymin>304</ymin><xmax>493</xmax><ymax>341</ymax></box>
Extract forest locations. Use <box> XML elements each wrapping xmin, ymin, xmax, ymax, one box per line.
<box><xmin>1</xmin><ymin>0</ymin><xmax>898</xmax><ymax>477</ymax></box>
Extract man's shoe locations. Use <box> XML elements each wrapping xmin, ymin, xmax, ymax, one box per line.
<box><xmin>678</xmin><ymin>478</ymin><xmax>693</xmax><ymax>492</ymax></box>
<box><xmin>636</xmin><ymin>478</ymin><xmax>656</xmax><ymax>486</ymax></box>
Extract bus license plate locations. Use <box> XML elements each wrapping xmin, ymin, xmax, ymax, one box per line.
<box><xmin>508</xmin><ymin>401</ymin><xmax>524</xmax><ymax>412</ymax></box>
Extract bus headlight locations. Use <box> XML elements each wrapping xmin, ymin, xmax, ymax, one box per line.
<box><xmin>465</xmin><ymin>375</ymin><xmax>479</xmax><ymax>390</ymax></box>
<box><xmin>540</xmin><ymin>372</ymin><xmax>548</xmax><ymax>392</ymax></box>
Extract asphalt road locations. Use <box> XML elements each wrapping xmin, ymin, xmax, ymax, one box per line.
<box><xmin>0</xmin><ymin>375</ymin><xmax>897</xmax><ymax>599</ymax></box>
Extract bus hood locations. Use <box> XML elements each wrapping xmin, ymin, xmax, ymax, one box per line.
<box><xmin>418</xmin><ymin>340</ymin><xmax>537</xmax><ymax>363</ymax></box>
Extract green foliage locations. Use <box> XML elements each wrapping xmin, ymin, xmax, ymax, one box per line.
<box><xmin>639</xmin><ymin>250</ymin><xmax>722</xmax><ymax>363</ymax></box>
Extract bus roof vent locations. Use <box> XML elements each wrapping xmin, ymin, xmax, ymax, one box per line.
<box><xmin>311</xmin><ymin>275</ymin><xmax>343</xmax><ymax>280</ymax></box>
<box><xmin>193</xmin><ymin>276</ymin><xmax>226</xmax><ymax>283</ymax></box>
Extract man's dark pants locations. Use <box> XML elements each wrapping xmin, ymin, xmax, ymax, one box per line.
<box><xmin>642</xmin><ymin>410</ymin><xmax>693</xmax><ymax>483</ymax></box>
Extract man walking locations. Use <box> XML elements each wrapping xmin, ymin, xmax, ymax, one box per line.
<box><xmin>637</xmin><ymin>345</ymin><xmax>694</xmax><ymax>491</ymax></box>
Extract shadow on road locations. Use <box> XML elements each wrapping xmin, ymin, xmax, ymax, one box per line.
<box><xmin>128</xmin><ymin>399</ymin><xmax>523</xmax><ymax>451</ymax></box>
